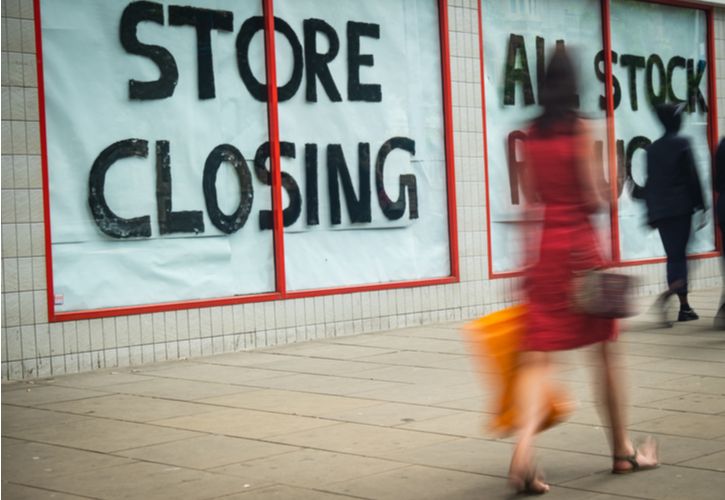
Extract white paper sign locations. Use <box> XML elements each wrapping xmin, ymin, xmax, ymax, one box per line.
<box><xmin>275</xmin><ymin>0</ymin><xmax>450</xmax><ymax>290</ymax></box>
<box><xmin>40</xmin><ymin>0</ymin><xmax>452</xmax><ymax>312</ymax></box>
<box><xmin>612</xmin><ymin>0</ymin><xmax>714</xmax><ymax>260</ymax></box>
<box><xmin>481</xmin><ymin>0</ymin><xmax>608</xmax><ymax>274</ymax></box>
<box><xmin>481</xmin><ymin>0</ymin><xmax>714</xmax><ymax>274</ymax></box>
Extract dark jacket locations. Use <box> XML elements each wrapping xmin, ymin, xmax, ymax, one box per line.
<box><xmin>632</xmin><ymin>134</ymin><xmax>705</xmax><ymax>226</ymax></box>
<box><xmin>715</xmin><ymin>138</ymin><xmax>725</xmax><ymax>194</ymax></box>
<box><xmin>715</xmin><ymin>138</ymin><xmax>725</xmax><ymax>222</ymax></box>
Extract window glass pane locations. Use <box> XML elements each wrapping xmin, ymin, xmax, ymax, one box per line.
<box><xmin>481</xmin><ymin>0</ymin><xmax>609</xmax><ymax>274</ymax></box>
<box><xmin>274</xmin><ymin>0</ymin><xmax>452</xmax><ymax>290</ymax></box>
<box><xmin>40</xmin><ymin>0</ymin><xmax>275</xmax><ymax>312</ymax></box>
<box><xmin>612</xmin><ymin>0</ymin><xmax>713</xmax><ymax>261</ymax></box>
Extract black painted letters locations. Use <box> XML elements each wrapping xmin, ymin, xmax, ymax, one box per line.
<box><xmin>203</xmin><ymin>144</ymin><xmax>254</xmax><ymax>234</ymax></box>
<box><xmin>168</xmin><ymin>5</ymin><xmax>233</xmax><ymax>100</ymax></box>
<box><xmin>304</xmin><ymin>19</ymin><xmax>343</xmax><ymax>102</ymax></box>
<box><xmin>120</xmin><ymin>1</ymin><xmax>179</xmax><ymax>100</ymax></box>
<box><xmin>504</xmin><ymin>34</ymin><xmax>535</xmax><ymax>106</ymax></box>
<box><xmin>347</xmin><ymin>21</ymin><xmax>382</xmax><ymax>102</ymax></box>
<box><xmin>327</xmin><ymin>143</ymin><xmax>372</xmax><ymax>224</ymax></box>
<box><xmin>375</xmin><ymin>137</ymin><xmax>418</xmax><ymax>220</ymax></box>
<box><xmin>89</xmin><ymin>139</ymin><xmax>152</xmax><ymax>238</ymax></box>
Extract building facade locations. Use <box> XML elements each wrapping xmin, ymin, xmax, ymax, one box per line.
<box><xmin>3</xmin><ymin>0</ymin><xmax>725</xmax><ymax>380</ymax></box>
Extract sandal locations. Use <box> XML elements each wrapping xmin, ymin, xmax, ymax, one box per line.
<box><xmin>612</xmin><ymin>438</ymin><xmax>659</xmax><ymax>474</ymax></box>
<box><xmin>509</xmin><ymin>467</ymin><xmax>550</xmax><ymax>495</ymax></box>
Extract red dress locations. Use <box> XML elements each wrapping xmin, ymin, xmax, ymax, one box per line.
<box><xmin>522</xmin><ymin>124</ymin><xmax>617</xmax><ymax>351</ymax></box>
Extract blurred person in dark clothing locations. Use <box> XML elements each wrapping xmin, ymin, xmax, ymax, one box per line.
<box><xmin>630</xmin><ymin>103</ymin><xmax>706</xmax><ymax>325</ymax></box>
<box><xmin>714</xmin><ymin>138</ymin><xmax>725</xmax><ymax>328</ymax></box>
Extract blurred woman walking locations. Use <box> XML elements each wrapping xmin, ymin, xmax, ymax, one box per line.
<box><xmin>511</xmin><ymin>46</ymin><xmax>658</xmax><ymax>494</ymax></box>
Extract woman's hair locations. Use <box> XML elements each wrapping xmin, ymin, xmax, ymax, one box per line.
<box><xmin>655</xmin><ymin>103</ymin><xmax>684</xmax><ymax>134</ymax></box>
<box><xmin>533</xmin><ymin>46</ymin><xmax>579</xmax><ymax>135</ymax></box>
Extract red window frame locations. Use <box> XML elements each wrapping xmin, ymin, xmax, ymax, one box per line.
<box><xmin>35</xmin><ymin>0</ymin><xmax>459</xmax><ymax>322</ymax></box>
<box><xmin>479</xmin><ymin>0</ymin><xmax>720</xmax><ymax>279</ymax></box>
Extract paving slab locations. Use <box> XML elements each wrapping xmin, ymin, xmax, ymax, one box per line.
<box><xmin>118</xmin><ymin>435</ymin><xmax>300</xmax><ymax>470</ymax></box>
<box><xmin>39</xmin><ymin>394</ymin><xmax>218</xmax><ymax>423</ymax></box>
<box><xmin>629</xmin><ymin>344</ymin><xmax>725</xmax><ymax>362</ymax></box>
<box><xmin>562</xmin><ymin>464</ymin><xmax>725</xmax><ymax>500</ymax></box>
<box><xmin>425</xmin><ymin>354</ymin><xmax>483</xmax><ymax>371</ymax></box>
<box><xmin>198</xmin><ymin>389</ymin><xmax>382</xmax><ymax>417</ymax></box>
<box><xmin>553</xmin><ymin>365</ymin><xmax>689</xmax><ymax>389</ymax></box>
<box><xmin>1</xmin><ymin>405</ymin><xmax>91</xmax><ymax>432</ymax></box>
<box><xmin>330</xmin><ymin>336</ymin><xmax>468</xmax><ymax>355</ymax></box>
<box><xmin>217</xmin><ymin>484</ymin><xmax>362</xmax><ymax>499</ymax></box>
<box><xmin>323</xmin><ymin>464</ymin><xmax>502</xmax><ymax>500</ymax></box>
<box><xmin>3</xmin><ymin>288</ymin><xmax>725</xmax><ymax>499</ymax></box>
<box><xmin>678</xmin><ymin>449</ymin><xmax>725</xmax><ymax>471</ymax></box>
<box><xmin>154</xmin><ymin>407</ymin><xmax>339</xmax><ymax>439</ymax></box>
<box><xmin>240</xmin><ymin>372</ymin><xmax>409</xmax><ymax>396</ymax></box>
<box><xmin>262</xmin><ymin>342</ymin><xmax>398</xmax><ymax>359</ymax></box>
<box><xmin>632</xmin><ymin>358</ymin><xmax>725</xmax><ymax>377</ymax></box>
<box><xmin>379</xmin><ymin>437</ymin><xmax>511</xmax><ymax>475</ymax></box>
<box><xmin>355</xmin><ymin>350</ymin><xmax>476</xmax><ymax>370</ymax></box>
<box><xmin>30</xmin><ymin>461</ymin><xmax>261</xmax><ymax>500</ymax></box>
<box><xmin>396</xmin><ymin>409</ymin><xmax>486</xmax><ymax>437</ymax></box>
<box><xmin>194</xmin><ymin>352</ymin><xmax>297</xmax><ymax>367</ymax></box>
<box><xmin>268</xmin><ymin>422</ymin><xmax>458</xmax><ymax>456</ymax></box>
<box><xmin>101</xmin><ymin>377</ymin><xmax>254</xmax><ymax>400</ymax></box>
<box><xmin>630</xmin><ymin>412</ymin><xmax>725</xmax><ymax>439</ymax></box>
<box><xmin>2</xmin><ymin>440</ymin><xmax>134</xmax><ymax>484</ymax></box>
<box><xmin>625</xmin><ymin>386</ymin><xmax>691</xmax><ymax>405</ymax></box>
<box><xmin>352</xmin><ymin>381</ymin><xmax>484</xmax><ymax>405</ymax></box>
<box><xmin>4</xmin><ymin>414</ymin><xmax>202</xmax><ymax>453</ymax></box>
<box><xmin>49</xmin><ymin>371</ymin><xmax>156</xmax><ymax>389</ymax></box>
<box><xmin>519</xmin><ymin>422</ymin><xmax>613</xmax><ymax>457</ymax></box>
<box><xmin>0</xmin><ymin>483</ymin><xmax>91</xmax><ymax>499</ymax></box>
<box><xmin>434</xmin><ymin>395</ymin><xmax>492</xmax><ymax>412</ymax></box>
<box><xmin>617</xmin><ymin>330</ymin><xmax>725</xmax><ymax>347</ymax></box>
<box><xmin>569</xmin><ymin>404</ymin><xmax>682</xmax><ymax>427</ymax></box>
<box><xmin>236</xmin><ymin>356</ymin><xmax>388</xmax><ymax>376</ymax></box>
<box><xmin>643</xmin><ymin>392</ymin><xmax>725</xmax><ymax>414</ymax></box>
<box><xmin>356</xmin><ymin>365</ymin><xmax>477</xmax><ymax>385</ymax></box>
<box><xmin>139</xmin><ymin>363</ymin><xmax>290</xmax><ymax>385</ymax></box>
<box><xmin>211</xmin><ymin>448</ymin><xmax>406</xmax><ymax>489</ymax></box>
<box><xmin>1</xmin><ymin>385</ymin><xmax>108</xmax><ymax>406</ymax></box>
<box><xmin>645</xmin><ymin>374</ymin><xmax>725</xmax><ymax>394</ymax></box>
<box><xmin>323</xmin><ymin>401</ymin><xmax>460</xmax><ymax>427</ymax></box>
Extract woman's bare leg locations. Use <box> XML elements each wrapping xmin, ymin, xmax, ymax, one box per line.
<box><xmin>509</xmin><ymin>350</ymin><xmax>551</xmax><ymax>493</ymax></box>
<box><xmin>596</xmin><ymin>342</ymin><xmax>658</xmax><ymax>470</ymax></box>
<box><xmin>597</xmin><ymin>342</ymin><xmax>629</xmax><ymax>455</ymax></box>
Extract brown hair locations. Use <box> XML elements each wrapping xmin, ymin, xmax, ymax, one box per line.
<box><xmin>533</xmin><ymin>46</ymin><xmax>579</xmax><ymax>135</ymax></box>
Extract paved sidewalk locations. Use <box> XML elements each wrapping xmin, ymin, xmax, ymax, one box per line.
<box><xmin>3</xmin><ymin>290</ymin><xmax>725</xmax><ymax>500</ymax></box>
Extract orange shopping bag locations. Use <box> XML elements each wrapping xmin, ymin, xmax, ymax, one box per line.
<box><xmin>463</xmin><ymin>304</ymin><xmax>572</xmax><ymax>436</ymax></box>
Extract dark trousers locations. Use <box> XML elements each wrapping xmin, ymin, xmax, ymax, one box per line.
<box><xmin>656</xmin><ymin>214</ymin><xmax>692</xmax><ymax>295</ymax></box>
<box><xmin>717</xmin><ymin>196</ymin><xmax>725</xmax><ymax>262</ymax></box>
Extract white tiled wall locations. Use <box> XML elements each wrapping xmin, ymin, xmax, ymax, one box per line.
<box><xmin>1</xmin><ymin>0</ymin><xmax>723</xmax><ymax>380</ymax></box>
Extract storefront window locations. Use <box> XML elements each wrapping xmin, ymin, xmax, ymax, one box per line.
<box><xmin>481</xmin><ymin>0</ymin><xmax>715</xmax><ymax>274</ymax></box>
<box><xmin>41</xmin><ymin>0</ymin><xmax>275</xmax><ymax>312</ymax></box>
<box><xmin>611</xmin><ymin>0</ymin><xmax>714</xmax><ymax>260</ymax></box>
<box><xmin>481</xmin><ymin>0</ymin><xmax>608</xmax><ymax>274</ymax></box>
<box><xmin>274</xmin><ymin>0</ymin><xmax>451</xmax><ymax>291</ymax></box>
<box><xmin>37</xmin><ymin>0</ymin><xmax>455</xmax><ymax>317</ymax></box>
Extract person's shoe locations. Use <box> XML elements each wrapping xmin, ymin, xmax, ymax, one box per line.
<box><xmin>678</xmin><ymin>308</ymin><xmax>699</xmax><ymax>322</ymax></box>
<box><xmin>612</xmin><ymin>436</ymin><xmax>659</xmax><ymax>474</ymax></box>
